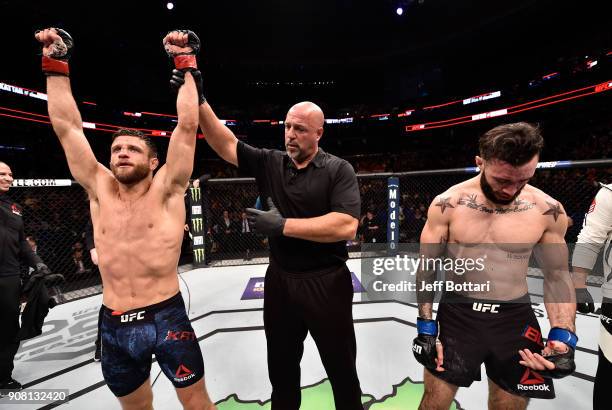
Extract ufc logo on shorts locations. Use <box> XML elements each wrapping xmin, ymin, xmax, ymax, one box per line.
<box><xmin>120</xmin><ymin>311</ymin><xmax>145</xmax><ymax>323</ymax></box>
<box><xmin>412</xmin><ymin>344</ymin><xmax>422</xmax><ymax>354</ymax></box>
<box><xmin>472</xmin><ymin>303</ymin><xmax>500</xmax><ymax>313</ymax></box>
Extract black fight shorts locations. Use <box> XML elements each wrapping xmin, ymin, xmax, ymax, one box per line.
<box><xmin>429</xmin><ymin>292</ymin><xmax>555</xmax><ymax>399</ymax></box>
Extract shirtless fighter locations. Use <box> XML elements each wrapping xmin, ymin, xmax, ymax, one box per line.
<box><xmin>35</xmin><ymin>28</ymin><xmax>215</xmax><ymax>409</ymax></box>
<box><xmin>412</xmin><ymin>122</ymin><xmax>577</xmax><ymax>409</ymax></box>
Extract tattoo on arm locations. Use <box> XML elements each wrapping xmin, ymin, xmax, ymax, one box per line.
<box><xmin>435</xmin><ymin>197</ymin><xmax>454</xmax><ymax>214</ymax></box>
<box><xmin>542</xmin><ymin>201</ymin><xmax>564</xmax><ymax>222</ymax></box>
<box><xmin>418</xmin><ymin>303</ymin><xmax>433</xmax><ymax>320</ymax></box>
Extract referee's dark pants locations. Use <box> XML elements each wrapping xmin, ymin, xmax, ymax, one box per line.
<box><xmin>594</xmin><ymin>299</ymin><xmax>612</xmax><ymax>410</ymax></box>
<box><xmin>264</xmin><ymin>262</ymin><xmax>363</xmax><ymax>410</ymax></box>
<box><xmin>0</xmin><ymin>275</ymin><xmax>22</xmax><ymax>382</ymax></box>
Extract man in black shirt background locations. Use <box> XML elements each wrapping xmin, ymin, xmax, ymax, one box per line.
<box><xmin>173</xmin><ymin>68</ymin><xmax>363</xmax><ymax>410</ymax></box>
<box><xmin>360</xmin><ymin>209</ymin><xmax>382</xmax><ymax>243</ymax></box>
<box><xmin>0</xmin><ymin>161</ymin><xmax>52</xmax><ymax>391</ymax></box>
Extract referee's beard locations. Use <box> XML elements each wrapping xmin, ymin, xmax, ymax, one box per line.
<box><xmin>286</xmin><ymin>143</ymin><xmax>315</xmax><ymax>165</ymax></box>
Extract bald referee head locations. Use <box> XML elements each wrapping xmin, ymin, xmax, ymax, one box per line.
<box><xmin>284</xmin><ymin>101</ymin><xmax>325</xmax><ymax>166</ymax></box>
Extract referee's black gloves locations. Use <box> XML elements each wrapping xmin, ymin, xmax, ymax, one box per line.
<box><xmin>245</xmin><ymin>197</ymin><xmax>286</xmax><ymax>237</ymax></box>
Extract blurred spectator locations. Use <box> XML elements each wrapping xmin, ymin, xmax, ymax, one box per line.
<box><xmin>25</xmin><ymin>236</ymin><xmax>39</xmax><ymax>275</ymax></box>
<box><xmin>360</xmin><ymin>210</ymin><xmax>382</xmax><ymax>243</ymax></box>
<box><xmin>239</xmin><ymin>211</ymin><xmax>253</xmax><ymax>259</ymax></box>
<box><xmin>71</xmin><ymin>242</ymin><xmax>89</xmax><ymax>275</ymax></box>
<box><xmin>217</xmin><ymin>210</ymin><xmax>237</xmax><ymax>253</ymax></box>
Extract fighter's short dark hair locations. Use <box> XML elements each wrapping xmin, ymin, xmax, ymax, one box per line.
<box><xmin>479</xmin><ymin>122</ymin><xmax>543</xmax><ymax>166</ymax></box>
<box><xmin>111</xmin><ymin>128</ymin><xmax>158</xmax><ymax>158</ymax></box>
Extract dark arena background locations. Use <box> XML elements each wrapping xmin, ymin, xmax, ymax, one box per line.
<box><xmin>0</xmin><ymin>0</ymin><xmax>610</xmax><ymax>409</ymax></box>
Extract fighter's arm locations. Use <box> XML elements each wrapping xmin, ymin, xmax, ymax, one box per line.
<box><xmin>198</xmin><ymin>103</ymin><xmax>239</xmax><ymax>166</ymax></box>
<box><xmin>36</xmin><ymin>29</ymin><xmax>101</xmax><ymax>195</ymax></box>
<box><xmin>161</xmin><ymin>71</ymin><xmax>199</xmax><ymax>194</ymax></box>
<box><xmin>417</xmin><ymin>195</ymin><xmax>451</xmax><ymax>320</ymax></box>
<box><xmin>47</xmin><ymin>78</ymin><xmax>100</xmax><ymax>191</ymax></box>
<box><xmin>537</xmin><ymin>201</ymin><xmax>575</xmax><ymax>332</ymax></box>
<box><xmin>572</xmin><ymin>187</ymin><xmax>612</xmax><ymax>286</ymax></box>
<box><xmin>519</xmin><ymin>200</ymin><xmax>578</xmax><ymax>377</ymax></box>
<box><xmin>169</xmin><ymin>68</ymin><xmax>239</xmax><ymax>166</ymax></box>
<box><xmin>412</xmin><ymin>194</ymin><xmax>451</xmax><ymax>372</ymax></box>
<box><xmin>157</xmin><ymin>31</ymin><xmax>202</xmax><ymax>194</ymax></box>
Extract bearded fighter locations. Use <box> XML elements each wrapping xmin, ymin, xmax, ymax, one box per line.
<box><xmin>413</xmin><ymin>122</ymin><xmax>577</xmax><ymax>409</ymax></box>
<box><xmin>35</xmin><ymin>28</ymin><xmax>215</xmax><ymax>410</ymax></box>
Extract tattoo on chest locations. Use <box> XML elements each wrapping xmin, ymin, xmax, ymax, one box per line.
<box><xmin>542</xmin><ymin>201</ymin><xmax>564</xmax><ymax>221</ymax></box>
<box><xmin>457</xmin><ymin>194</ymin><xmax>535</xmax><ymax>214</ymax></box>
<box><xmin>507</xmin><ymin>252</ymin><xmax>530</xmax><ymax>260</ymax></box>
<box><xmin>435</xmin><ymin>197</ymin><xmax>455</xmax><ymax>214</ymax></box>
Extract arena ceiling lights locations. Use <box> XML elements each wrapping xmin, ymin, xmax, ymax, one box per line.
<box><xmin>404</xmin><ymin>81</ymin><xmax>611</xmax><ymax>132</ymax></box>
<box><xmin>1</xmin><ymin>81</ymin><xmax>610</xmax><ymax>137</ymax></box>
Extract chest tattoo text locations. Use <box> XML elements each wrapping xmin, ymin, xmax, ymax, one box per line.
<box><xmin>456</xmin><ymin>194</ymin><xmax>536</xmax><ymax>214</ymax></box>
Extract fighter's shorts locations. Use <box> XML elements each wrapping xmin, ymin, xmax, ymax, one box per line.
<box><xmin>430</xmin><ymin>292</ymin><xmax>555</xmax><ymax>399</ymax></box>
<box><xmin>100</xmin><ymin>292</ymin><xmax>204</xmax><ymax>397</ymax></box>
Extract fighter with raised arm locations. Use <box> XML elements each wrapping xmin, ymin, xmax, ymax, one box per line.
<box><xmin>35</xmin><ymin>28</ymin><xmax>215</xmax><ymax>410</ymax></box>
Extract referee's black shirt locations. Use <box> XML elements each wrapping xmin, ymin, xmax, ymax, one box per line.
<box><xmin>237</xmin><ymin>141</ymin><xmax>361</xmax><ymax>273</ymax></box>
<box><xmin>0</xmin><ymin>194</ymin><xmax>41</xmax><ymax>277</ymax></box>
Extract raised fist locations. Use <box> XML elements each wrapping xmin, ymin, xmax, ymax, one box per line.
<box><xmin>34</xmin><ymin>28</ymin><xmax>73</xmax><ymax>76</ymax></box>
<box><xmin>163</xmin><ymin>29</ymin><xmax>200</xmax><ymax>70</ymax></box>
<box><xmin>34</xmin><ymin>28</ymin><xmax>73</xmax><ymax>59</ymax></box>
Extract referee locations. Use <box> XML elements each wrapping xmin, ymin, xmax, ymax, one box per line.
<box><xmin>0</xmin><ymin>161</ymin><xmax>51</xmax><ymax>391</ymax></box>
<box><xmin>173</xmin><ymin>71</ymin><xmax>363</xmax><ymax>410</ymax></box>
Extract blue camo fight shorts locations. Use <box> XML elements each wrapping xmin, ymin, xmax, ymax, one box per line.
<box><xmin>100</xmin><ymin>292</ymin><xmax>204</xmax><ymax>397</ymax></box>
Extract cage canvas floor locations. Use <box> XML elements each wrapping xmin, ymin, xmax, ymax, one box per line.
<box><xmin>4</xmin><ymin>260</ymin><xmax>601</xmax><ymax>410</ymax></box>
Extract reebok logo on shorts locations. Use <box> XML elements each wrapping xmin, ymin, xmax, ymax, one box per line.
<box><xmin>517</xmin><ymin>369</ymin><xmax>550</xmax><ymax>391</ymax></box>
<box><xmin>520</xmin><ymin>368</ymin><xmax>544</xmax><ymax>385</ymax></box>
<box><xmin>174</xmin><ymin>364</ymin><xmax>196</xmax><ymax>383</ymax></box>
